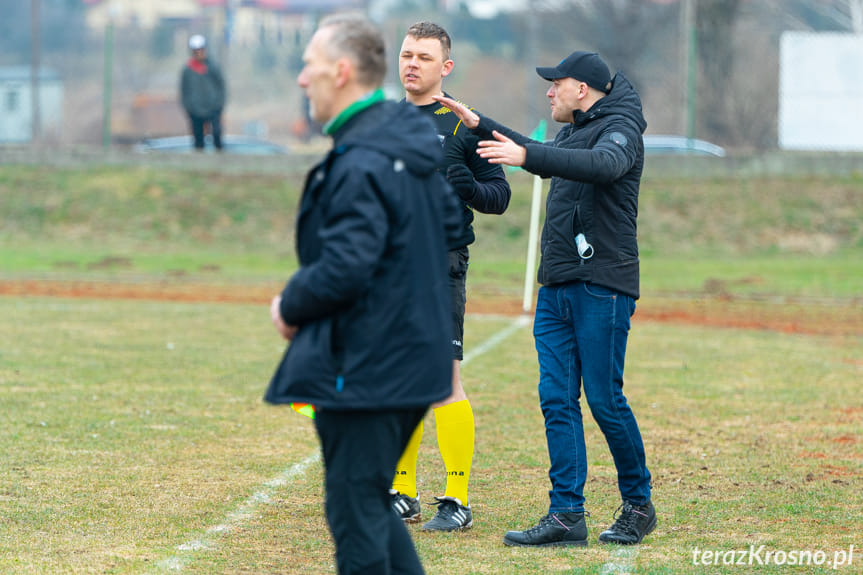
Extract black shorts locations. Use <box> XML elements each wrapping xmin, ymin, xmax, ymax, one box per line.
<box><xmin>449</xmin><ymin>247</ymin><xmax>469</xmax><ymax>360</ymax></box>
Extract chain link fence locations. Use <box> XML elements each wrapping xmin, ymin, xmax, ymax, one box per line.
<box><xmin>2</xmin><ymin>0</ymin><xmax>862</xmax><ymax>152</ymax></box>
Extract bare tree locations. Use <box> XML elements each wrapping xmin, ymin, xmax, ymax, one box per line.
<box><xmin>523</xmin><ymin>0</ymin><xmax>678</xmax><ymax>91</ymax></box>
<box><xmin>696</xmin><ymin>0</ymin><xmax>741</xmax><ymax>143</ymax></box>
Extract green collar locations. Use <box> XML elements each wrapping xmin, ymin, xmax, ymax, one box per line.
<box><xmin>323</xmin><ymin>89</ymin><xmax>386</xmax><ymax>136</ymax></box>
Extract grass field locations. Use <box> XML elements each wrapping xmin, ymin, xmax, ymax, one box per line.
<box><xmin>1</xmin><ymin>163</ymin><xmax>861</xmax><ymax>573</ymax></box>
<box><xmin>1</xmin><ymin>300</ymin><xmax>860</xmax><ymax>574</ymax></box>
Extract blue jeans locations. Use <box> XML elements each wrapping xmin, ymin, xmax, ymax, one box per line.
<box><xmin>534</xmin><ymin>282</ymin><xmax>651</xmax><ymax>513</ymax></box>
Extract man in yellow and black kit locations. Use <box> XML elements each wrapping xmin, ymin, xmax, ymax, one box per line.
<box><xmin>392</xmin><ymin>21</ymin><xmax>511</xmax><ymax>532</ymax></box>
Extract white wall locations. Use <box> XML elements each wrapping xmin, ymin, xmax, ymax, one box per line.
<box><xmin>0</xmin><ymin>71</ymin><xmax>64</xmax><ymax>143</ymax></box>
<box><xmin>85</xmin><ymin>0</ymin><xmax>199</xmax><ymax>28</ymax></box>
<box><xmin>779</xmin><ymin>32</ymin><xmax>863</xmax><ymax>151</ymax></box>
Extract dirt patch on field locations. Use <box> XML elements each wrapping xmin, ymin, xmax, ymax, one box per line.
<box><xmin>0</xmin><ymin>279</ymin><xmax>277</xmax><ymax>305</ymax></box>
<box><xmin>1</xmin><ymin>279</ymin><xmax>860</xmax><ymax>337</ymax></box>
<box><xmin>635</xmin><ymin>296</ymin><xmax>863</xmax><ymax>336</ymax></box>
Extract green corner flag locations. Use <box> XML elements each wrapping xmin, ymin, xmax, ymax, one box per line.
<box><xmin>508</xmin><ymin>119</ymin><xmax>548</xmax><ymax>173</ymax></box>
<box><xmin>529</xmin><ymin>119</ymin><xmax>548</xmax><ymax>142</ymax></box>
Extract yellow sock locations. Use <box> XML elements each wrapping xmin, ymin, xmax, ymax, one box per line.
<box><xmin>435</xmin><ymin>399</ymin><xmax>474</xmax><ymax>505</ymax></box>
<box><xmin>392</xmin><ymin>420</ymin><xmax>423</xmax><ymax>499</ymax></box>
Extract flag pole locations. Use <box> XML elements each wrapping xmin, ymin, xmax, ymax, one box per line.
<box><xmin>520</xmin><ymin>120</ymin><xmax>547</xmax><ymax>314</ymax></box>
<box><xmin>522</xmin><ymin>173</ymin><xmax>543</xmax><ymax>313</ymax></box>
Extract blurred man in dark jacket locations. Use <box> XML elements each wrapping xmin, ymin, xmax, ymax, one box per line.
<box><xmin>436</xmin><ymin>51</ymin><xmax>656</xmax><ymax>548</ymax></box>
<box><xmin>180</xmin><ymin>34</ymin><xmax>226</xmax><ymax>151</ymax></box>
<box><xmin>265</xmin><ymin>13</ymin><xmax>460</xmax><ymax>575</ymax></box>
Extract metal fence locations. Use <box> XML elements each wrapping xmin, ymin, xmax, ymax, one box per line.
<box><xmin>3</xmin><ymin>0</ymin><xmax>862</xmax><ymax>152</ymax></box>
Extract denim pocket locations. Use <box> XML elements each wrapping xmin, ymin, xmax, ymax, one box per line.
<box><xmin>582</xmin><ymin>282</ymin><xmax>617</xmax><ymax>299</ymax></box>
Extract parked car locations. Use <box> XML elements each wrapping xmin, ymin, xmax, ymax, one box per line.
<box><xmin>133</xmin><ymin>135</ymin><xmax>288</xmax><ymax>155</ymax></box>
<box><xmin>643</xmin><ymin>135</ymin><xmax>726</xmax><ymax>157</ymax></box>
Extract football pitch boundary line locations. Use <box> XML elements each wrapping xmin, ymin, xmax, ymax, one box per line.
<box><xmin>147</xmin><ymin>314</ymin><xmax>530</xmax><ymax>574</ymax></box>
<box><xmin>600</xmin><ymin>546</ymin><xmax>641</xmax><ymax>574</ymax></box>
<box><xmin>148</xmin><ymin>453</ymin><xmax>320</xmax><ymax>574</ymax></box>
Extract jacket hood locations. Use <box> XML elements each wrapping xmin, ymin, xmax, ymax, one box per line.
<box><xmin>334</xmin><ymin>100</ymin><xmax>443</xmax><ymax>177</ymax></box>
<box><xmin>574</xmin><ymin>72</ymin><xmax>647</xmax><ymax>134</ymax></box>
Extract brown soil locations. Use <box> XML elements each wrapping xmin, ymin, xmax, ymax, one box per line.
<box><xmin>1</xmin><ymin>279</ymin><xmax>860</xmax><ymax>337</ymax></box>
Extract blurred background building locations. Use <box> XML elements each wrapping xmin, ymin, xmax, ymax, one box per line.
<box><xmin>0</xmin><ymin>67</ymin><xmax>63</xmax><ymax>143</ymax></box>
<box><xmin>2</xmin><ymin>0</ymin><xmax>862</xmax><ymax>152</ymax></box>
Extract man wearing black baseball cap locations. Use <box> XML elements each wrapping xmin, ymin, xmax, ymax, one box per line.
<box><xmin>535</xmin><ymin>50</ymin><xmax>611</xmax><ymax>93</ymax></box>
<box><xmin>435</xmin><ymin>50</ymin><xmax>656</xmax><ymax>548</ymax></box>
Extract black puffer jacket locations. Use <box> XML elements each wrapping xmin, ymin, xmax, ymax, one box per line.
<box><xmin>475</xmin><ymin>73</ymin><xmax>646</xmax><ymax>299</ymax></box>
<box><xmin>265</xmin><ymin>100</ymin><xmax>461</xmax><ymax>410</ymax></box>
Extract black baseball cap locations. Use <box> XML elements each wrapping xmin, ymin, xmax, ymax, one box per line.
<box><xmin>536</xmin><ymin>51</ymin><xmax>611</xmax><ymax>93</ymax></box>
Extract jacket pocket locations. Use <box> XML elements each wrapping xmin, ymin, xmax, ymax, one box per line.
<box><xmin>264</xmin><ymin>317</ymin><xmax>338</xmax><ymax>405</ymax></box>
<box><xmin>570</xmin><ymin>204</ymin><xmax>593</xmax><ymax>261</ymax></box>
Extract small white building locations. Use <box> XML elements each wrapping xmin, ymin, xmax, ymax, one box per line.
<box><xmin>0</xmin><ymin>67</ymin><xmax>64</xmax><ymax>143</ymax></box>
<box><xmin>779</xmin><ymin>32</ymin><xmax>863</xmax><ymax>151</ymax></box>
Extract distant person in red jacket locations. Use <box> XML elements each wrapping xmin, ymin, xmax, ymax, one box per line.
<box><xmin>180</xmin><ymin>35</ymin><xmax>226</xmax><ymax>151</ymax></box>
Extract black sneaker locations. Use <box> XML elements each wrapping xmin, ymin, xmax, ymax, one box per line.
<box><xmin>421</xmin><ymin>496</ymin><xmax>472</xmax><ymax>531</ymax></box>
<box><xmin>503</xmin><ymin>512</ymin><xmax>588</xmax><ymax>547</ymax></box>
<box><xmin>390</xmin><ymin>490</ymin><xmax>421</xmax><ymax>523</ymax></box>
<box><xmin>598</xmin><ymin>501</ymin><xmax>657</xmax><ymax>545</ymax></box>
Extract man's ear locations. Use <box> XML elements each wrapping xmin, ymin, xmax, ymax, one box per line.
<box><xmin>335</xmin><ymin>57</ymin><xmax>353</xmax><ymax>88</ymax></box>
<box><xmin>441</xmin><ymin>59</ymin><xmax>455</xmax><ymax>79</ymax></box>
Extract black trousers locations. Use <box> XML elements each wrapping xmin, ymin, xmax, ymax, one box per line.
<box><xmin>188</xmin><ymin>112</ymin><xmax>222</xmax><ymax>150</ymax></box>
<box><xmin>314</xmin><ymin>407</ymin><xmax>427</xmax><ymax>575</ymax></box>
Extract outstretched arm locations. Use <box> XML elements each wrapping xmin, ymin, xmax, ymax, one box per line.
<box><xmin>476</xmin><ymin>131</ymin><xmax>527</xmax><ymax>168</ymax></box>
<box><xmin>432</xmin><ymin>95</ymin><xmax>479</xmax><ymax>129</ymax></box>
<box><xmin>434</xmin><ymin>95</ymin><xmax>537</xmax><ymax>169</ymax></box>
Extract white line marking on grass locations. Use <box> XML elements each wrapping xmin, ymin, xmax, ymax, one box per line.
<box><xmin>147</xmin><ymin>314</ymin><xmax>529</xmax><ymax>573</ymax></box>
<box><xmin>599</xmin><ymin>546</ymin><xmax>640</xmax><ymax>574</ymax></box>
<box><xmin>148</xmin><ymin>452</ymin><xmax>320</xmax><ymax>573</ymax></box>
<box><xmin>462</xmin><ymin>314</ymin><xmax>531</xmax><ymax>366</ymax></box>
